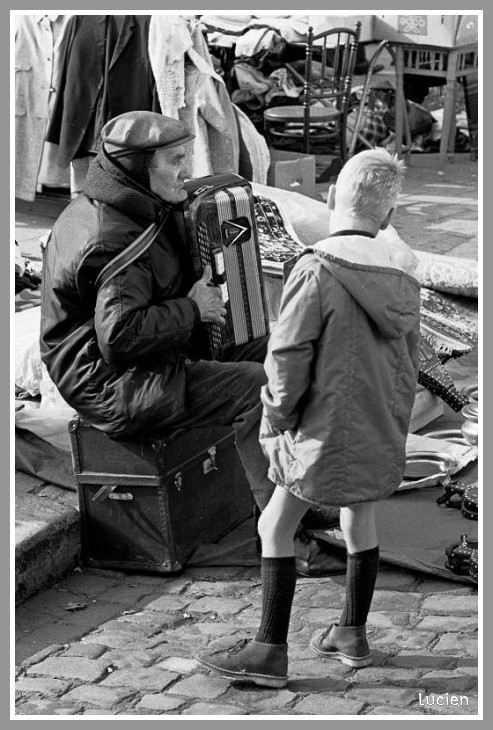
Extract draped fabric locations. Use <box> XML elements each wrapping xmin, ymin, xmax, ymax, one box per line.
<box><xmin>149</xmin><ymin>16</ymin><xmax>240</xmax><ymax>179</ymax></box>
<box><xmin>234</xmin><ymin>105</ymin><xmax>271</xmax><ymax>184</ymax></box>
<box><xmin>148</xmin><ymin>15</ymin><xmax>190</xmax><ymax>119</ymax></box>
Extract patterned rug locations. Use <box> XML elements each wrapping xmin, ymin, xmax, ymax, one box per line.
<box><xmin>253</xmin><ymin>194</ymin><xmax>304</xmax><ymax>263</ymax></box>
<box><xmin>420</xmin><ymin>288</ymin><xmax>478</xmax><ymax>359</ymax></box>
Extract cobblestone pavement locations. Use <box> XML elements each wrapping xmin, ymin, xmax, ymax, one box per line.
<box><xmin>15</xmin><ymin>152</ymin><xmax>479</xmax><ymax>717</ymax></box>
<box><xmin>15</xmin><ymin>554</ymin><xmax>479</xmax><ymax>716</ymax></box>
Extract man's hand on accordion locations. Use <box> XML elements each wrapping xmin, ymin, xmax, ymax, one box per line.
<box><xmin>187</xmin><ymin>265</ymin><xmax>227</xmax><ymax>326</ymax></box>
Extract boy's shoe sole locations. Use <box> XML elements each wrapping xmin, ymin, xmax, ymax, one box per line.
<box><xmin>198</xmin><ymin>657</ymin><xmax>288</xmax><ymax>688</ymax></box>
<box><xmin>309</xmin><ymin>637</ymin><xmax>372</xmax><ymax>668</ymax></box>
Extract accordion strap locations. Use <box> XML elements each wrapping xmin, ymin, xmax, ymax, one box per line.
<box><xmin>95</xmin><ymin>209</ymin><xmax>170</xmax><ymax>292</ymax></box>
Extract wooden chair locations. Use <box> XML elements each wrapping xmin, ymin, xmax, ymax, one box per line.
<box><xmin>263</xmin><ymin>23</ymin><xmax>361</xmax><ymax>159</ymax></box>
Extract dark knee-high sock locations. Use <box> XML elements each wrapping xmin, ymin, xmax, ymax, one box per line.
<box><xmin>255</xmin><ymin>557</ymin><xmax>297</xmax><ymax>644</ymax></box>
<box><xmin>340</xmin><ymin>546</ymin><xmax>379</xmax><ymax>627</ymax></box>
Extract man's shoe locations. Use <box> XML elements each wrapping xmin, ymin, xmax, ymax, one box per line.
<box><xmin>198</xmin><ymin>639</ymin><xmax>288</xmax><ymax>688</ymax></box>
<box><xmin>310</xmin><ymin>623</ymin><xmax>372</xmax><ymax>668</ymax></box>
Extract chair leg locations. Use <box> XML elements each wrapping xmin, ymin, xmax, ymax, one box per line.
<box><xmin>439</xmin><ymin>67</ymin><xmax>458</xmax><ymax>175</ymax></box>
<box><xmin>340</xmin><ymin>118</ymin><xmax>348</xmax><ymax>162</ymax></box>
<box><xmin>403</xmin><ymin>100</ymin><xmax>412</xmax><ymax>165</ymax></box>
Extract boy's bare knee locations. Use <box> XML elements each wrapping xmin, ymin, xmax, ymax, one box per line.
<box><xmin>257</xmin><ymin>510</ymin><xmax>273</xmax><ymax>545</ymax></box>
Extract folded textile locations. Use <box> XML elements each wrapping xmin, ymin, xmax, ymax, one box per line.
<box><xmin>15</xmin><ymin>400</ymin><xmax>76</xmax><ymax>452</ymax></box>
<box><xmin>414</xmin><ymin>250</ymin><xmax>478</xmax><ymax>298</ymax></box>
<box><xmin>420</xmin><ymin>288</ymin><xmax>478</xmax><ymax>358</ymax></box>
<box><xmin>265</xmin><ymin>67</ymin><xmax>302</xmax><ymax>104</ymax></box>
<box><xmin>15</xmin><ymin>427</ymin><xmax>76</xmax><ymax>490</ymax></box>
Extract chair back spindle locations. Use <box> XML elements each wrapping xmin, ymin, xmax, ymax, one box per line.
<box><xmin>264</xmin><ymin>21</ymin><xmax>361</xmax><ymax>160</ymax></box>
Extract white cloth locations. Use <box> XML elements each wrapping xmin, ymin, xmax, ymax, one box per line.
<box><xmin>235</xmin><ymin>27</ymin><xmax>281</xmax><ymax>58</ymax></box>
<box><xmin>233</xmin><ymin>105</ymin><xmax>270</xmax><ymax>184</ymax></box>
<box><xmin>250</xmin><ymin>15</ymin><xmax>309</xmax><ymax>43</ymax></box>
<box><xmin>148</xmin><ymin>15</ymin><xmax>191</xmax><ymax>119</ymax></box>
<box><xmin>15</xmin><ymin>306</ymin><xmax>43</xmax><ymax>396</ymax></box>
<box><xmin>15</xmin><ymin>14</ymin><xmax>72</xmax><ymax>200</ymax></box>
<box><xmin>265</xmin><ymin>67</ymin><xmax>302</xmax><ymax>104</ymax></box>
<box><xmin>179</xmin><ymin>67</ymin><xmax>239</xmax><ymax>178</ymax></box>
<box><xmin>201</xmin><ymin>15</ymin><xmax>253</xmax><ymax>34</ymax></box>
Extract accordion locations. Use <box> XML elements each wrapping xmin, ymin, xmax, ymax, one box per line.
<box><xmin>175</xmin><ymin>174</ymin><xmax>269</xmax><ymax>359</ymax></box>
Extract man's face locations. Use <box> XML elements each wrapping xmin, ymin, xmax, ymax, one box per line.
<box><xmin>148</xmin><ymin>145</ymin><xmax>190</xmax><ymax>204</ymax></box>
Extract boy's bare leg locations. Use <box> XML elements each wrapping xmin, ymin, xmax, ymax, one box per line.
<box><xmin>257</xmin><ymin>485</ymin><xmax>310</xmax><ymax>557</ymax></box>
<box><xmin>339</xmin><ymin>502</ymin><xmax>378</xmax><ymax>554</ymax></box>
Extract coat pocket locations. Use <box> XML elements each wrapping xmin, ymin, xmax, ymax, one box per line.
<box><xmin>15</xmin><ymin>63</ymin><xmax>32</xmax><ymax>116</ymax></box>
<box><xmin>259</xmin><ymin>414</ymin><xmax>297</xmax><ymax>485</ymax></box>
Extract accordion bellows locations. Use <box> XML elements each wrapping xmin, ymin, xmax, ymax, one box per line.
<box><xmin>176</xmin><ymin>174</ymin><xmax>269</xmax><ymax>358</ymax></box>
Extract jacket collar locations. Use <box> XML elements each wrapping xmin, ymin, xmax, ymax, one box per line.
<box><xmin>35</xmin><ymin>14</ymin><xmax>60</xmax><ymax>23</ymax></box>
<box><xmin>83</xmin><ymin>148</ymin><xmax>166</xmax><ymax>225</ymax></box>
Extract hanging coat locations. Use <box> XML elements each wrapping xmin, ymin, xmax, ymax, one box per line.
<box><xmin>15</xmin><ymin>14</ymin><xmax>72</xmax><ymax>200</ymax></box>
<box><xmin>46</xmin><ymin>15</ymin><xmax>160</xmax><ymax>167</ymax></box>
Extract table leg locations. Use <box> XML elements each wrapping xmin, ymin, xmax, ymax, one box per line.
<box><xmin>438</xmin><ymin>49</ymin><xmax>459</xmax><ymax>175</ymax></box>
<box><xmin>394</xmin><ymin>46</ymin><xmax>405</xmax><ymax>159</ymax></box>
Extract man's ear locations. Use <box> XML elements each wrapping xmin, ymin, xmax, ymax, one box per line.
<box><xmin>380</xmin><ymin>207</ymin><xmax>395</xmax><ymax>230</ymax></box>
<box><xmin>327</xmin><ymin>184</ymin><xmax>336</xmax><ymax>211</ymax></box>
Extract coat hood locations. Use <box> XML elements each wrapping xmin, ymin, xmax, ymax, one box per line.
<box><xmin>83</xmin><ymin>147</ymin><xmax>166</xmax><ymax>224</ymax></box>
<box><xmin>312</xmin><ymin>237</ymin><xmax>420</xmax><ymax>340</ymax></box>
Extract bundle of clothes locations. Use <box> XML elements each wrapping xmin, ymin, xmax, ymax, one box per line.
<box><xmin>14</xmin><ymin>242</ymin><xmax>42</xmax><ymax>295</ymax></box>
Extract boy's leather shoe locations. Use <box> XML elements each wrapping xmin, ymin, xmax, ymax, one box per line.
<box><xmin>310</xmin><ymin>623</ymin><xmax>372</xmax><ymax>668</ymax></box>
<box><xmin>198</xmin><ymin>639</ymin><xmax>288</xmax><ymax>688</ymax></box>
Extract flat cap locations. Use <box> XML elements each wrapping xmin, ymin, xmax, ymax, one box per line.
<box><xmin>102</xmin><ymin>111</ymin><xmax>194</xmax><ymax>157</ymax></box>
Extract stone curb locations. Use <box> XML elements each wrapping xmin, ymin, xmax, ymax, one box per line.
<box><xmin>15</xmin><ymin>489</ymin><xmax>81</xmax><ymax>605</ymax></box>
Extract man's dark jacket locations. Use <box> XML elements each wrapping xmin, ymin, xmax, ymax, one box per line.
<box><xmin>40</xmin><ymin>151</ymin><xmax>201</xmax><ymax>438</ymax></box>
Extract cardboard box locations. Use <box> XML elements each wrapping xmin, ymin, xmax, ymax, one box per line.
<box><xmin>267</xmin><ymin>149</ymin><xmax>316</xmax><ymax>199</ymax></box>
<box><xmin>372</xmin><ymin>14</ymin><xmax>478</xmax><ymax>48</ymax></box>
